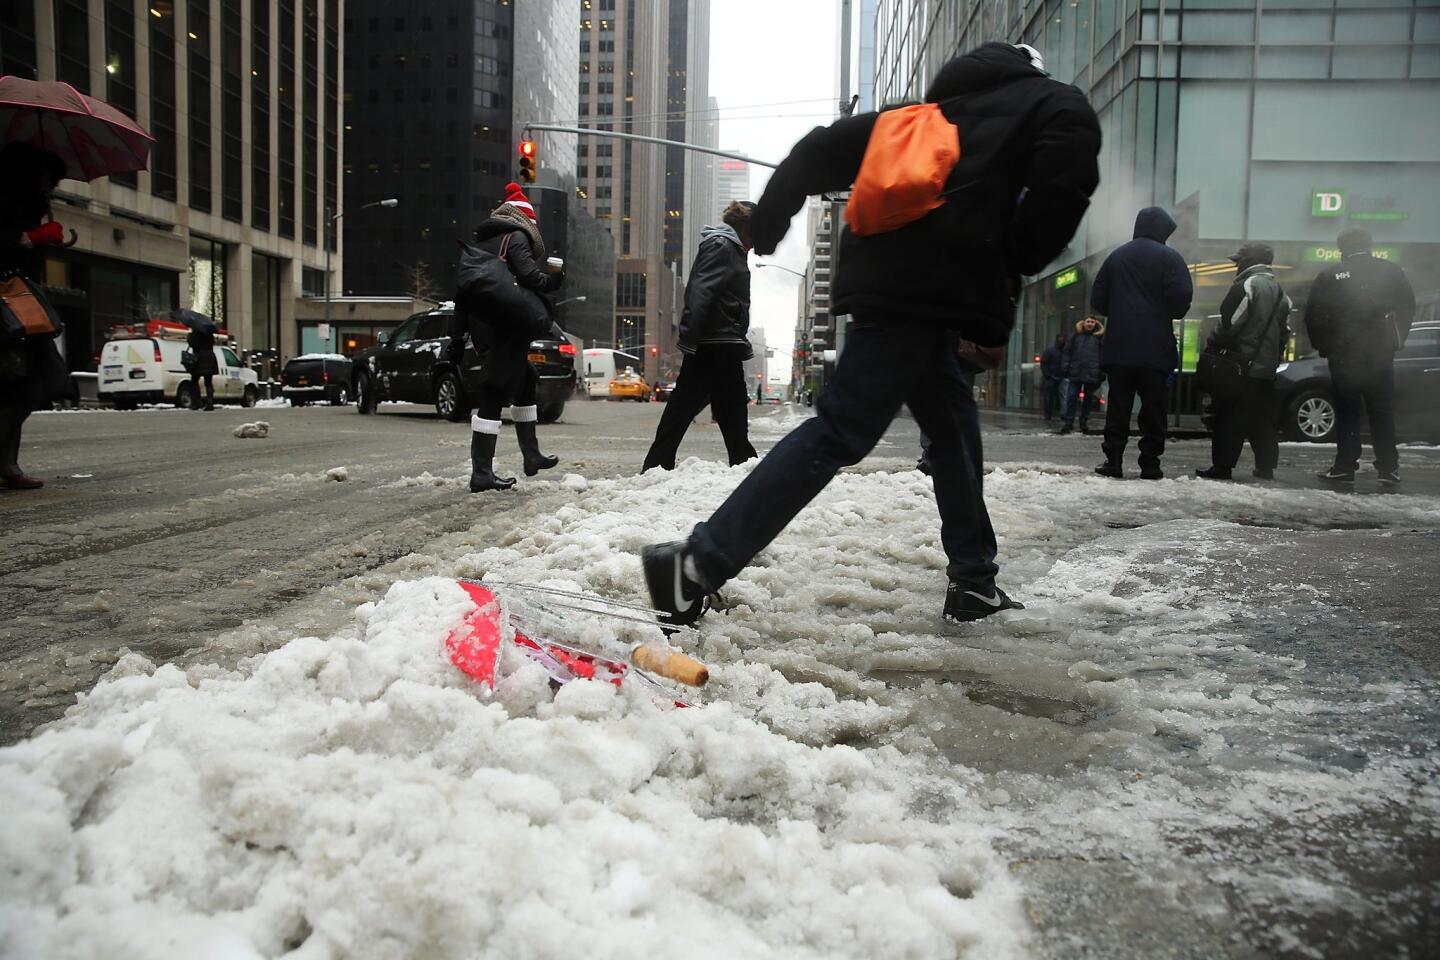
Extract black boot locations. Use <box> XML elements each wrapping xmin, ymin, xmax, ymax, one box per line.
<box><xmin>470</xmin><ymin>430</ymin><xmax>515</xmax><ymax>492</ymax></box>
<box><xmin>515</xmin><ymin>421</ymin><xmax>558</xmax><ymax>477</ymax></box>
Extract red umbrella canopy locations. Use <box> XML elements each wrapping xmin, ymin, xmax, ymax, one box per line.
<box><xmin>0</xmin><ymin>76</ymin><xmax>156</xmax><ymax>182</ymax></box>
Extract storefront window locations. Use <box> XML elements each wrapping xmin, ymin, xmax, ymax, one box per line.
<box><xmin>189</xmin><ymin>235</ymin><xmax>227</xmax><ymax>327</ymax></box>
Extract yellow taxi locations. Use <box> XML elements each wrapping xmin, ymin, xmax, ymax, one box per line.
<box><xmin>608</xmin><ymin>369</ymin><xmax>653</xmax><ymax>402</ymax></box>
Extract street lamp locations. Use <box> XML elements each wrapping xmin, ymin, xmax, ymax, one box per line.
<box><xmin>326</xmin><ymin>198</ymin><xmax>399</xmax><ymax>344</ymax></box>
<box><xmin>755</xmin><ymin>263</ymin><xmax>807</xmax><ymax>280</ymax></box>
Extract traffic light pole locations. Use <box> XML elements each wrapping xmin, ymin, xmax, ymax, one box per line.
<box><xmin>523</xmin><ymin>124</ymin><xmax>779</xmax><ymax>169</ymax></box>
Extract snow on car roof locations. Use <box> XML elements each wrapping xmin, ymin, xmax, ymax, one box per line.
<box><xmin>290</xmin><ymin>353</ymin><xmax>350</xmax><ymax>361</ymax></box>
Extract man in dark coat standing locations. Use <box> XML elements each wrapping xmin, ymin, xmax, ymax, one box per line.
<box><xmin>638</xmin><ymin>42</ymin><xmax>1101</xmax><ymax>626</ymax></box>
<box><xmin>1196</xmin><ymin>242</ymin><xmax>1291</xmax><ymax>481</ymax></box>
<box><xmin>642</xmin><ymin>200</ymin><xmax>758</xmax><ymax>471</ymax></box>
<box><xmin>1039</xmin><ymin>332</ymin><xmax>1066</xmax><ymax>422</ymax></box>
<box><xmin>1304</xmin><ymin>227</ymin><xmax>1416</xmax><ymax>485</ymax></box>
<box><xmin>1057</xmin><ymin>316</ymin><xmax>1104</xmax><ymax>434</ymax></box>
<box><xmin>1091</xmin><ymin>206</ymin><xmax>1193</xmax><ymax>479</ymax></box>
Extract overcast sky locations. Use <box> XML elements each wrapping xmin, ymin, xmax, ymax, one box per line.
<box><xmin>708</xmin><ymin>0</ymin><xmax>840</xmax><ymax>377</ymax></box>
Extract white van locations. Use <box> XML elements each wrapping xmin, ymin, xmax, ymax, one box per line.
<box><xmin>98</xmin><ymin>321</ymin><xmax>259</xmax><ymax>409</ymax></box>
<box><xmin>581</xmin><ymin>348</ymin><xmax>644</xmax><ymax>398</ymax></box>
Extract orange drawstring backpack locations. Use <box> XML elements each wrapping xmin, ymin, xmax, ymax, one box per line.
<box><xmin>844</xmin><ymin>104</ymin><xmax>960</xmax><ymax>237</ymax></box>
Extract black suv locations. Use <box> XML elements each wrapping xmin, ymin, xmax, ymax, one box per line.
<box><xmin>282</xmin><ymin>354</ymin><xmax>353</xmax><ymax>406</ymax></box>
<box><xmin>1274</xmin><ymin>320</ymin><xmax>1440</xmax><ymax>442</ymax></box>
<box><xmin>353</xmin><ymin>307</ymin><xmax>577</xmax><ymax>422</ymax></box>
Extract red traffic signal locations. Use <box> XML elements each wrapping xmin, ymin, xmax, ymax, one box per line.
<box><xmin>518</xmin><ymin>139</ymin><xmax>537</xmax><ymax>183</ymax></box>
<box><xmin>650</xmin><ymin>346</ymin><xmax>658</xmax><ymax>357</ymax></box>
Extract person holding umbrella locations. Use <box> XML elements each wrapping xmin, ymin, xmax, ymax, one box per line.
<box><xmin>0</xmin><ymin>142</ymin><xmax>72</xmax><ymax>489</ymax></box>
<box><xmin>175</xmin><ymin>308</ymin><xmax>219</xmax><ymax>410</ymax></box>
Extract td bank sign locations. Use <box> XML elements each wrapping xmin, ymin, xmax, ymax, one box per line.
<box><xmin>1311</xmin><ymin>188</ymin><xmax>1409</xmax><ymax>222</ymax></box>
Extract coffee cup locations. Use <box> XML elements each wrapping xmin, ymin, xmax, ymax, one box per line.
<box><xmin>546</xmin><ymin>257</ymin><xmax>565</xmax><ymax>273</ymax></box>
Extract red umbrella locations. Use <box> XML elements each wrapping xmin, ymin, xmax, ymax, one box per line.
<box><xmin>0</xmin><ymin>76</ymin><xmax>155</xmax><ymax>182</ymax></box>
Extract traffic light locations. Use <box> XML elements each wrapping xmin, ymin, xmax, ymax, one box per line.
<box><xmin>650</xmin><ymin>346</ymin><xmax>658</xmax><ymax>357</ymax></box>
<box><xmin>518</xmin><ymin>139</ymin><xmax>537</xmax><ymax>183</ymax></box>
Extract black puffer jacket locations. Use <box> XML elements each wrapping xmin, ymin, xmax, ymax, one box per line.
<box><xmin>748</xmin><ymin>42</ymin><xmax>1101</xmax><ymax>347</ymax></box>
<box><xmin>1092</xmin><ymin>207</ymin><xmax>1193</xmax><ymax>372</ymax></box>
<box><xmin>678</xmin><ymin>224</ymin><xmax>751</xmax><ymax>356</ymax></box>
<box><xmin>472</xmin><ymin>216</ymin><xmax>562</xmax><ymax>296</ymax></box>
<box><xmin>1063</xmin><ymin>319</ymin><xmax>1105</xmax><ymax>383</ymax></box>
<box><xmin>1304</xmin><ymin>253</ymin><xmax>1416</xmax><ymax>370</ymax></box>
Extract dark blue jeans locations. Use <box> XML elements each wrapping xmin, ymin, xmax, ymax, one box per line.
<box><xmin>688</xmin><ymin>318</ymin><xmax>1000</xmax><ymax>591</ymax></box>
<box><xmin>1331</xmin><ymin>361</ymin><xmax>1398</xmax><ymax>474</ymax></box>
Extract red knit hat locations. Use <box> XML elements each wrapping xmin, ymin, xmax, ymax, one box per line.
<box><xmin>503</xmin><ymin>182</ymin><xmax>536</xmax><ymax>222</ymax></box>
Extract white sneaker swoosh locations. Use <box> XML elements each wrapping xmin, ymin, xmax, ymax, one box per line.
<box><xmin>673</xmin><ymin>558</ymin><xmax>697</xmax><ymax>613</ymax></box>
<box><xmin>964</xmin><ymin>590</ymin><xmax>1005</xmax><ymax>608</ymax></box>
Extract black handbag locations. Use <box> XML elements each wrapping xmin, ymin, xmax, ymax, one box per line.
<box><xmin>456</xmin><ymin>234</ymin><xmax>552</xmax><ymax>340</ymax></box>
<box><xmin>1197</xmin><ymin>296</ymin><xmax>1285</xmax><ymax>401</ymax></box>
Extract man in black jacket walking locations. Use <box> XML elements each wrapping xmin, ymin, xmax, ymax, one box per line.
<box><xmin>642</xmin><ymin>201</ymin><xmax>758</xmax><ymax>471</ymax></box>
<box><xmin>1090</xmin><ymin>207</ymin><xmax>1193</xmax><ymax>479</ymax></box>
<box><xmin>1304</xmin><ymin>227</ymin><xmax>1416</xmax><ymax>484</ymax></box>
<box><xmin>639</xmin><ymin>42</ymin><xmax>1101</xmax><ymax>626</ymax></box>
<box><xmin>1196</xmin><ymin>242</ymin><xmax>1290</xmax><ymax>481</ymax></box>
<box><xmin>1057</xmin><ymin>316</ymin><xmax>1104</xmax><ymax>434</ymax></box>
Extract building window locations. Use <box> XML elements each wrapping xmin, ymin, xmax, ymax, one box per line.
<box><xmin>188</xmin><ymin>0</ymin><xmax>213</xmax><ymax>212</ymax></box>
<box><xmin>301</xmin><ymin>266</ymin><xmax>325</xmax><ymax>297</ymax></box>
<box><xmin>0</xmin><ymin>3</ymin><xmax>38</xmax><ymax>79</ymax></box>
<box><xmin>189</xmin><ymin>236</ymin><xmax>227</xmax><ymax>327</ymax></box>
<box><xmin>617</xmin><ymin>272</ymin><xmax>646</xmax><ymax>308</ymax></box>
<box><xmin>221</xmin><ymin>0</ymin><xmax>244</xmax><ymax>221</ymax></box>
<box><xmin>302</xmin><ymin>0</ymin><xmax>319</xmax><ymax>245</ymax></box>
<box><xmin>615</xmin><ymin>315</ymin><xmax>646</xmax><ymax>352</ymax></box>
<box><xmin>278</xmin><ymin>0</ymin><xmax>296</xmax><ymax>237</ymax></box>
<box><xmin>252</xmin><ymin>0</ymin><xmax>271</xmax><ymax>230</ymax></box>
<box><xmin>54</xmin><ymin>0</ymin><xmax>89</xmax><ymax>92</ymax></box>
<box><xmin>324</xmin><ymin>0</ymin><xmax>338</xmax><ymax>249</ymax></box>
<box><xmin>104</xmin><ymin>1</ymin><xmax>137</xmax><ymax>188</ymax></box>
<box><xmin>148</xmin><ymin>3</ymin><xmax>178</xmax><ymax>200</ymax></box>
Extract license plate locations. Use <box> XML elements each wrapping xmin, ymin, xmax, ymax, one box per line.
<box><xmin>527</xmin><ymin>353</ymin><xmax>546</xmax><ymax>363</ymax></box>
<box><xmin>296</xmin><ymin>378</ymin><xmax>308</xmax><ymax>385</ymax></box>
<box><xmin>129</xmin><ymin>369</ymin><xmax>146</xmax><ymax>379</ymax></box>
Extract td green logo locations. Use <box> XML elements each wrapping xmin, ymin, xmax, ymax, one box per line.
<box><xmin>1312</xmin><ymin>189</ymin><xmax>1345</xmax><ymax>217</ymax></box>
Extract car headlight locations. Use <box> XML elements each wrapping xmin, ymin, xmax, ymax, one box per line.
<box><xmin>1275</xmin><ymin>362</ymin><xmax>1289</xmax><ymax>374</ymax></box>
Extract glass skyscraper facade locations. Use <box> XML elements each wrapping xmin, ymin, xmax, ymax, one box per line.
<box><xmin>873</xmin><ymin>0</ymin><xmax>1440</xmax><ymax>413</ymax></box>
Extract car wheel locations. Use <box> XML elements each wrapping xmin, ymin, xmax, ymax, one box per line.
<box><xmin>291</xmin><ymin>399</ymin><xmax>307</xmax><ymax>407</ymax></box>
<box><xmin>175</xmin><ymin>382</ymin><xmax>195</xmax><ymax>409</ymax></box>
<box><xmin>241</xmin><ymin>385</ymin><xmax>258</xmax><ymax>408</ymax></box>
<box><xmin>435</xmin><ymin>372</ymin><xmax>467</xmax><ymax>422</ymax></box>
<box><xmin>355</xmin><ymin>373</ymin><xmax>376</xmax><ymax>414</ymax></box>
<box><xmin>330</xmin><ymin>386</ymin><xmax>348</xmax><ymax>406</ymax></box>
<box><xmin>538</xmin><ymin>401</ymin><xmax>564</xmax><ymax>424</ymax></box>
<box><xmin>1288</xmin><ymin>388</ymin><xmax>1336</xmax><ymax>443</ymax></box>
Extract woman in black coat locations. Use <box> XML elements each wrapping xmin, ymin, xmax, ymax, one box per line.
<box><xmin>0</xmin><ymin>143</ymin><xmax>70</xmax><ymax>490</ymax></box>
<box><xmin>185</xmin><ymin>326</ymin><xmax>220</xmax><ymax>410</ymax></box>
<box><xmin>452</xmin><ymin>183</ymin><xmax>564</xmax><ymax>492</ymax></box>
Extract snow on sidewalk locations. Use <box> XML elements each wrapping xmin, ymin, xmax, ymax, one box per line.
<box><xmin>4</xmin><ymin>459</ymin><xmax>1440</xmax><ymax>959</ymax></box>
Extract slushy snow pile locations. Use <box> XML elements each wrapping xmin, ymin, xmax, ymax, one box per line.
<box><xmin>4</xmin><ymin>454</ymin><xmax>1440</xmax><ymax>959</ymax></box>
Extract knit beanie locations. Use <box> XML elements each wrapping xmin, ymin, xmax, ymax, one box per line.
<box><xmin>503</xmin><ymin>182</ymin><xmax>536</xmax><ymax>222</ymax></box>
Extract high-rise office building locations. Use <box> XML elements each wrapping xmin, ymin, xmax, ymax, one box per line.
<box><xmin>873</xmin><ymin>0</ymin><xmax>1439</xmax><ymax>413</ymax></box>
<box><xmin>343</xmin><ymin>0</ymin><xmax>615</xmax><ymax>348</ymax></box>
<box><xmin>715</xmin><ymin>155</ymin><xmax>751</xmax><ymax>207</ymax></box>
<box><xmin>2</xmin><ymin>0</ymin><xmax>337</xmax><ymax>370</ymax></box>
<box><xmin>578</xmin><ymin>0</ymin><xmax>695</xmax><ymax>383</ymax></box>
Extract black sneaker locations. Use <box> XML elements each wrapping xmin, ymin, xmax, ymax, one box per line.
<box><xmin>1094</xmin><ymin>461</ymin><xmax>1122</xmax><ymax>478</ymax></box>
<box><xmin>1377</xmin><ymin>469</ymin><xmax>1400</xmax><ymax>486</ymax></box>
<box><xmin>642</xmin><ymin>541</ymin><xmax>708</xmax><ymax>626</ymax></box>
<box><xmin>944</xmin><ymin>584</ymin><xmax>1025</xmax><ymax>622</ymax></box>
<box><xmin>1057</xmin><ymin>424</ymin><xmax>1074</xmax><ymax>435</ymax></box>
<box><xmin>1140</xmin><ymin>466</ymin><xmax>1164</xmax><ymax>480</ymax></box>
<box><xmin>1252</xmin><ymin>468</ymin><xmax>1274</xmax><ymax>480</ymax></box>
<box><xmin>1195</xmin><ymin>466</ymin><xmax>1231</xmax><ymax>480</ymax></box>
<box><xmin>1318</xmin><ymin>468</ymin><xmax>1355</xmax><ymax>483</ymax></box>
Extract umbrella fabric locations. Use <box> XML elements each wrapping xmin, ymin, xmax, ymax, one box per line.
<box><xmin>0</xmin><ymin>76</ymin><xmax>154</xmax><ymax>182</ymax></box>
<box><xmin>172</xmin><ymin>309</ymin><xmax>217</xmax><ymax>334</ymax></box>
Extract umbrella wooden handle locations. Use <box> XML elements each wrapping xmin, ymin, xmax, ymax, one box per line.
<box><xmin>631</xmin><ymin>643</ymin><xmax>709</xmax><ymax>687</ymax></box>
<box><xmin>60</xmin><ymin>229</ymin><xmax>78</xmax><ymax>248</ymax></box>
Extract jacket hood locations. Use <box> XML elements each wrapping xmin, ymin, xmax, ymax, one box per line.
<box><xmin>1235</xmin><ymin>263</ymin><xmax>1275</xmax><ymax>282</ymax></box>
<box><xmin>1133</xmin><ymin>206</ymin><xmax>1177</xmax><ymax>243</ymax></box>
<box><xmin>700</xmin><ymin>223</ymin><xmax>744</xmax><ymax>249</ymax></box>
<box><xmin>924</xmin><ymin>42</ymin><xmax>1045</xmax><ymax>103</ymax></box>
<box><xmin>1074</xmin><ymin>318</ymin><xmax>1106</xmax><ymax>335</ymax></box>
